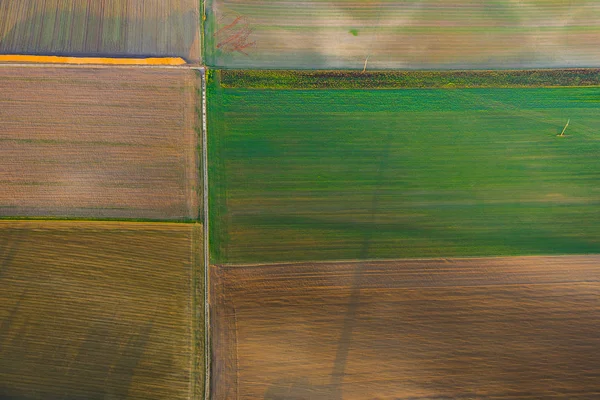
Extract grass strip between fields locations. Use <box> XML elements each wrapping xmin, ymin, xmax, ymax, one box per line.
<box><xmin>221</xmin><ymin>69</ymin><xmax>600</xmax><ymax>90</ymax></box>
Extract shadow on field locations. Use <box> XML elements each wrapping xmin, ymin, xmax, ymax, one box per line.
<box><xmin>263</xmin><ymin>134</ymin><xmax>394</xmax><ymax>400</ymax></box>
<box><xmin>0</xmin><ymin>312</ymin><xmax>156</xmax><ymax>399</ymax></box>
<box><xmin>255</xmin><ymin>258</ymin><xmax>600</xmax><ymax>399</ymax></box>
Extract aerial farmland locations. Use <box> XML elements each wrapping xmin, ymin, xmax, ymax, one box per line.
<box><xmin>204</xmin><ymin>0</ymin><xmax>600</xmax><ymax>69</ymax></box>
<box><xmin>0</xmin><ymin>64</ymin><xmax>207</xmax><ymax>398</ymax></box>
<box><xmin>0</xmin><ymin>0</ymin><xmax>201</xmax><ymax>61</ymax></box>
<box><xmin>2</xmin><ymin>0</ymin><xmax>600</xmax><ymax>399</ymax></box>
<box><xmin>0</xmin><ymin>66</ymin><xmax>201</xmax><ymax>220</ymax></box>
<box><xmin>207</xmin><ymin>69</ymin><xmax>600</xmax><ymax>398</ymax></box>
<box><xmin>209</xmin><ymin>70</ymin><xmax>600</xmax><ymax>264</ymax></box>
<box><xmin>0</xmin><ymin>221</ymin><xmax>204</xmax><ymax>399</ymax></box>
<box><xmin>212</xmin><ymin>256</ymin><xmax>600</xmax><ymax>399</ymax></box>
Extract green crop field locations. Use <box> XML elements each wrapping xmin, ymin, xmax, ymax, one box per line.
<box><xmin>208</xmin><ymin>71</ymin><xmax>600</xmax><ymax>264</ymax></box>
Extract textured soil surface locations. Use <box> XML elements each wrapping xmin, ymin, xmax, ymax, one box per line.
<box><xmin>212</xmin><ymin>255</ymin><xmax>600</xmax><ymax>399</ymax></box>
<box><xmin>205</xmin><ymin>0</ymin><xmax>600</xmax><ymax>69</ymax></box>
<box><xmin>0</xmin><ymin>66</ymin><xmax>201</xmax><ymax>220</ymax></box>
<box><xmin>0</xmin><ymin>221</ymin><xmax>203</xmax><ymax>400</ymax></box>
<box><xmin>0</xmin><ymin>0</ymin><xmax>200</xmax><ymax>61</ymax></box>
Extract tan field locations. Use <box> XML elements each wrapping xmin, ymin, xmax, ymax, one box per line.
<box><xmin>0</xmin><ymin>0</ymin><xmax>200</xmax><ymax>62</ymax></box>
<box><xmin>212</xmin><ymin>256</ymin><xmax>600</xmax><ymax>399</ymax></box>
<box><xmin>0</xmin><ymin>66</ymin><xmax>200</xmax><ymax>220</ymax></box>
<box><xmin>0</xmin><ymin>221</ymin><xmax>203</xmax><ymax>400</ymax></box>
<box><xmin>205</xmin><ymin>0</ymin><xmax>600</xmax><ymax>69</ymax></box>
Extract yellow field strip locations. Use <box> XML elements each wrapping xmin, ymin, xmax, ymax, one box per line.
<box><xmin>0</xmin><ymin>54</ymin><xmax>186</xmax><ymax>65</ymax></box>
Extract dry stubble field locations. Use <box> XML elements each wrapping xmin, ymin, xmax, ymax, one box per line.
<box><xmin>0</xmin><ymin>0</ymin><xmax>200</xmax><ymax>61</ymax></box>
<box><xmin>0</xmin><ymin>221</ymin><xmax>203</xmax><ymax>400</ymax></box>
<box><xmin>212</xmin><ymin>256</ymin><xmax>600</xmax><ymax>399</ymax></box>
<box><xmin>0</xmin><ymin>66</ymin><xmax>201</xmax><ymax>220</ymax></box>
<box><xmin>205</xmin><ymin>0</ymin><xmax>600</xmax><ymax>69</ymax></box>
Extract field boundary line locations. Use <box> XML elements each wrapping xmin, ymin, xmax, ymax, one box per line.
<box><xmin>217</xmin><ymin>254</ymin><xmax>600</xmax><ymax>268</ymax></box>
<box><xmin>219</xmin><ymin>69</ymin><xmax>600</xmax><ymax>89</ymax></box>
<box><xmin>0</xmin><ymin>55</ymin><xmax>187</xmax><ymax>65</ymax></box>
<box><xmin>200</xmin><ymin>67</ymin><xmax>210</xmax><ymax>400</ymax></box>
<box><xmin>0</xmin><ymin>63</ymin><xmax>204</xmax><ymax>70</ymax></box>
<box><xmin>190</xmin><ymin>223</ymin><xmax>203</xmax><ymax>400</ymax></box>
<box><xmin>0</xmin><ymin>219</ymin><xmax>196</xmax><ymax>227</ymax></box>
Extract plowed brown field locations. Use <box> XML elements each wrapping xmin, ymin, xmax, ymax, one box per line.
<box><xmin>0</xmin><ymin>67</ymin><xmax>201</xmax><ymax>220</ymax></box>
<box><xmin>212</xmin><ymin>256</ymin><xmax>600</xmax><ymax>399</ymax></box>
<box><xmin>0</xmin><ymin>221</ymin><xmax>203</xmax><ymax>400</ymax></box>
<box><xmin>0</xmin><ymin>0</ymin><xmax>200</xmax><ymax>61</ymax></box>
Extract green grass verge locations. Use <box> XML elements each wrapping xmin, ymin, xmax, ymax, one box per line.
<box><xmin>208</xmin><ymin>73</ymin><xmax>600</xmax><ymax>264</ymax></box>
<box><xmin>221</xmin><ymin>69</ymin><xmax>600</xmax><ymax>90</ymax></box>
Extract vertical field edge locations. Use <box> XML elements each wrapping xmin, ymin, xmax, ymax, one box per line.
<box><xmin>191</xmin><ymin>223</ymin><xmax>205</xmax><ymax>399</ymax></box>
<box><xmin>201</xmin><ymin>67</ymin><xmax>210</xmax><ymax>400</ymax></box>
<box><xmin>201</xmin><ymin>0</ymin><xmax>206</xmax><ymax>62</ymax></box>
<box><xmin>190</xmin><ymin>66</ymin><xmax>209</xmax><ymax>400</ymax></box>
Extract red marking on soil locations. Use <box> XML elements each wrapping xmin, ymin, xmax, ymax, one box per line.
<box><xmin>214</xmin><ymin>16</ymin><xmax>243</xmax><ymax>36</ymax></box>
<box><xmin>214</xmin><ymin>14</ymin><xmax>255</xmax><ymax>56</ymax></box>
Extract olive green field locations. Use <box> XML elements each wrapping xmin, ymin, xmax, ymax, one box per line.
<box><xmin>0</xmin><ymin>221</ymin><xmax>204</xmax><ymax>400</ymax></box>
<box><xmin>208</xmin><ymin>71</ymin><xmax>600</xmax><ymax>264</ymax></box>
<box><xmin>221</xmin><ymin>69</ymin><xmax>600</xmax><ymax>90</ymax></box>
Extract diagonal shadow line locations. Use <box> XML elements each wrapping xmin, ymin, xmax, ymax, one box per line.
<box><xmin>447</xmin><ymin>89</ymin><xmax>585</xmax><ymax>135</ymax></box>
<box><xmin>0</xmin><ymin>229</ymin><xmax>26</xmax><ymax>280</ymax></box>
<box><xmin>329</xmin><ymin>131</ymin><xmax>394</xmax><ymax>397</ymax></box>
<box><xmin>0</xmin><ymin>290</ymin><xmax>28</xmax><ymax>347</ymax></box>
<box><xmin>109</xmin><ymin>321</ymin><xmax>154</xmax><ymax>399</ymax></box>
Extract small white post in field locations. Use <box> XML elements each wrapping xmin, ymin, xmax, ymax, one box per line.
<box><xmin>558</xmin><ymin>118</ymin><xmax>570</xmax><ymax>137</ymax></box>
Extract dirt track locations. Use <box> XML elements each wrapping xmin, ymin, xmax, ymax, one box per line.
<box><xmin>0</xmin><ymin>67</ymin><xmax>200</xmax><ymax>220</ymax></box>
<box><xmin>212</xmin><ymin>256</ymin><xmax>600</xmax><ymax>399</ymax></box>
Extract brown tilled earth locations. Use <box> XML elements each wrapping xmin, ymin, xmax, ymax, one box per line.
<box><xmin>0</xmin><ymin>221</ymin><xmax>202</xmax><ymax>400</ymax></box>
<box><xmin>212</xmin><ymin>256</ymin><xmax>600</xmax><ymax>399</ymax></box>
<box><xmin>0</xmin><ymin>67</ymin><xmax>200</xmax><ymax>220</ymax></box>
<box><xmin>0</xmin><ymin>0</ymin><xmax>200</xmax><ymax>61</ymax></box>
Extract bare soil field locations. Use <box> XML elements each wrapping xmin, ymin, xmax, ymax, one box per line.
<box><xmin>205</xmin><ymin>0</ymin><xmax>600</xmax><ymax>69</ymax></box>
<box><xmin>0</xmin><ymin>0</ymin><xmax>200</xmax><ymax>62</ymax></box>
<box><xmin>0</xmin><ymin>66</ymin><xmax>201</xmax><ymax>220</ymax></box>
<box><xmin>0</xmin><ymin>220</ymin><xmax>203</xmax><ymax>400</ymax></box>
<box><xmin>212</xmin><ymin>256</ymin><xmax>600</xmax><ymax>399</ymax></box>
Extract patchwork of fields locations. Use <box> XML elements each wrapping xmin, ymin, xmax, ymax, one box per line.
<box><xmin>0</xmin><ymin>221</ymin><xmax>204</xmax><ymax>400</ymax></box>
<box><xmin>209</xmin><ymin>73</ymin><xmax>600</xmax><ymax>264</ymax></box>
<box><xmin>0</xmin><ymin>0</ymin><xmax>201</xmax><ymax>61</ymax></box>
<box><xmin>2</xmin><ymin>0</ymin><xmax>600</xmax><ymax>398</ymax></box>
<box><xmin>205</xmin><ymin>0</ymin><xmax>600</xmax><ymax>69</ymax></box>
<box><xmin>212</xmin><ymin>256</ymin><xmax>600</xmax><ymax>399</ymax></box>
<box><xmin>0</xmin><ymin>66</ymin><xmax>201</xmax><ymax>220</ymax></box>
